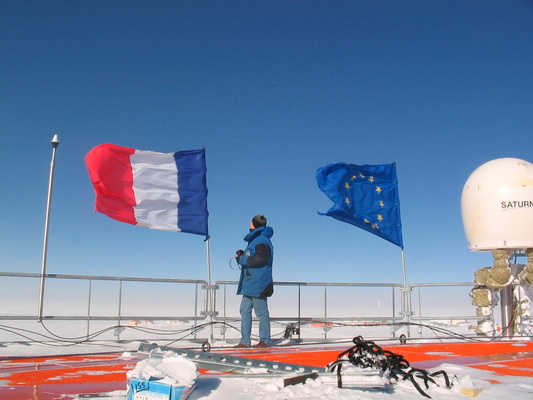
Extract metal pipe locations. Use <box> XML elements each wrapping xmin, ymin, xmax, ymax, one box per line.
<box><xmin>298</xmin><ymin>285</ymin><xmax>301</xmax><ymax>340</ymax></box>
<box><xmin>194</xmin><ymin>283</ymin><xmax>199</xmax><ymax>340</ymax></box>
<box><xmin>117</xmin><ymin>280</ymin><xmax>123</xmax><ymax>340</ymax></box>
<box><xmin>37</xmin><ymin>135</ymin><xmax>60</xmax><ymax>322</ymax></box>
<box><xmin>87</xmin><ymin>280</ymin><xmax>92</xmax><ymax>340</ymax></box>
<box><xmin>205</xmin><ymin>238</ymin><xmax>214</xmax><ymax>343</ymax></box>
<box><xmin>500</xmin><ymin>284</ymin><xmax>514</xmax><ymax>338</ymax></box>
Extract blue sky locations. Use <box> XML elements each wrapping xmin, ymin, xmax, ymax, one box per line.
<box><xmin>1</xmin><ymin>0</ymin><xmax>532</xmax><ymax>287</ymax></box>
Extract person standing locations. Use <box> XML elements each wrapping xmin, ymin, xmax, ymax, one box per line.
<box><xmin>235</xmin><ymin>215</ymin><xmax>274</xmax><ymax>348</ymax></box>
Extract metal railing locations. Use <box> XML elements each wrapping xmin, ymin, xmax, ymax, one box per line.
<box><xmin>0</xmin><ymin>271</ymin><xmax>491</xmax><ymax>343</ymax></box>
<box><xmin>219</xmin><ymin>280</ymin><xmax>403</xmax><ymax>318</ymax></box>
<box><xmin>0</xmin><ymin>272</ymin><xmax>208</xmax><ymax>340</ymax></box>
<box><xmin>410</xmin><ymin>282</ymin><xmax>483</xmax><ymax>322</ymax></box>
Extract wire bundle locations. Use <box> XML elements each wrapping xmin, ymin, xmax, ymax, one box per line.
<box><xmin>327</xmin><ymin>335</ymin><xmax>451</xmax><ymax>398</ymax></box>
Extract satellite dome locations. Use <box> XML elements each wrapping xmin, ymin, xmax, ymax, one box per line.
<box><xmin>461</xmin><ymin>158</ymin><xmax>533</xmax><ymax>251</ymax></box>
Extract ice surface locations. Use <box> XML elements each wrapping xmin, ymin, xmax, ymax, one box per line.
<box><xmin>1</xmin><ymin>319</ymin><xmax>532</xmax><ymax>399</ymax></box>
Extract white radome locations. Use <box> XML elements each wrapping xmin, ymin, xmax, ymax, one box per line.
<box><xmin>461</xmin><ymin>158</ymin><xmax>533</xmax><ymax>251</ymax></box>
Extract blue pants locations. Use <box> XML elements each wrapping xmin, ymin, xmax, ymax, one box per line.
<box><xmin>239</xmin><ymin>295</ymin><xmax>271</xmax><ymax>345</ymax></box>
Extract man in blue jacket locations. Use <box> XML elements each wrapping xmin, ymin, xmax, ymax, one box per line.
<box><xmin>235</xmin><ymin>215</ymin><xmax>274</xmax><ymax>348</ymax></box>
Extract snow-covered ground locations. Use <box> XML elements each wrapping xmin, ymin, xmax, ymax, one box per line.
<box><xmin>188</xmin><ymin>365</ymin><xmax>533</xmax><ymax>400</ymax></box>
<box><xmin>51</xmin><ymin>347</ymin><xmax>533</xmax><ymax>400</ymax></box>
<box><xmin>2</xmin><ymin>320</ymin><xmax>533</xmax><ymax>400</ymax></box>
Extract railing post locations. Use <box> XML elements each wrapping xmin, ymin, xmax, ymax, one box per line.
<box><xmin>115</xmin><ymin>280</ymin><xmax>123</xmax><ymax>341</ymax></box>
<box><xmin>201</xmin><ymin>283</ymin><xmax>219</xmax><ymax>343</ymax></box>
<box><xmin>390</xmin><ymin>287</ymin><xmax>394</xmax><ymax>337</ymax></box>
<box><xmin>222</xmin><ymin>284</ymin><xmax>227</xmax><ymax>341</ymax></box>
<box><xmin>323</xmin><ymin>286</ymin><xmax>330</xmax><ymax>339</ymax></box>
<box><xmin>399</xmin><ymin>285</ymin><xmax>413</xmax><ymax>337</ymax></box>
<box><xmin>86</xmin><ymin>280</ymin><xmax>92</xmax><ymax>341</ymax></box>
<box><xmin>193</xmin><ymin>283</ymin><xmax>198</xmax><ymax>340</ymax></box>
<box><xmin>417</xmin><ymin>287</ymin><xmax>422</xmax><ymax>336</ymax></box>
<box><xmin>297</xmin><ymin>285</ymin><xmax>301</xmax><ymax>340</ymax></box>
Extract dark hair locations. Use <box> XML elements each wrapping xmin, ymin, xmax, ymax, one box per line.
<box><xmin>252</xmin><ymin>215</ymin><xmax>267</xmax><ymax>228</ymax></box>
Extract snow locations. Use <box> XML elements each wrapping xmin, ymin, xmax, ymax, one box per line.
<box><xmin>127</xmin><ymin>349</ymin><xmax>198</xmax><ymax>386</ymax></box>
<box><xmin>1</xmin><ymin>321</ymin><xmax>533</xmax><ymax>399</ymax></box>
<box><xmin>100</xmin><ymin>364</ymin><xmax>533</xmax><ymax>400</ymax></box>
<box><xmin>64</xmin><ymin>341</ymin><xmax>533</xmax><ymax>399</ymax></box>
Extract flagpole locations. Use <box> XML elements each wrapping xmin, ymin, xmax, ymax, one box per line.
<box><xmin>205</xmin><ymin>237</ymin><xmax>214</xmax><ymax>343</ymax></box>
<box><xmin>400</xmin><ymin>248</ymin><xmax>412</xmax><ymax>336</ymax></box>
<box><xmin>400</xmin><ymin>249</ymin><xmax>407</xmax><ymax>288</ymax></box>
<box><xmin>206</xmin><ymin>237</ymin><xmax>212</xmax><ymax>286</ymax></box>
<box><xmin>38</xmin><ymin>135</ymin><xmax>60</xmax><ymax>322</ymax></box>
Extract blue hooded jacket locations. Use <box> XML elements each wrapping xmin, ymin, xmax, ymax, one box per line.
<box><xmin>237</xmin><ymin>225</ymin><xmax>274</xmax><ymax>298</ymax></box>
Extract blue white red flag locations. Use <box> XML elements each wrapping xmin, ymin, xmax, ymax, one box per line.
<box><xmin>85</xmin><ymin>144</ymin><xmax>209</xmax><ymax>236</ymax></box>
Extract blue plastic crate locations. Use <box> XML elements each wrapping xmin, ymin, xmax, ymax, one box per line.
<box><xmin>127</xmin><ymin>378</ymin><xmax>197</xmax><ymax>400</ymax></box>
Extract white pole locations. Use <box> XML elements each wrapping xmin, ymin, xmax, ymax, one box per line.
<box><xmin>206</xmin><ymin>237</ymin><xmax>212</xmax><ymax>286</ymax></box>
<box><xmin>205</xmin><ymin>237</ymin><xmax>214</xmax><ymax>343</ymax></box>
<box><xmin>400</xmin><ymin>249</ymin><xmax>407</xmax><ymax>288</ymax></box>
<box><xmin>37</xmin><ymin>135</ymin><xmax>60</xmax><ymax>322</ymax></box>
<box><xmin>399</xmin><ymin>249</ymin><xmax>412</xmax><ymax>337</ymax></box>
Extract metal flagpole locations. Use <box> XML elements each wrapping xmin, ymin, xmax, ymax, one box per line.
<box><xmin>38</xmin><ymin>135</ymin><xmax>60</xmax><ymax>322</ymax></box>
<box><xmin>399</xmin><ymin>248</ymin><xmax>411</xmax><ymax>336</ymax></box>
<box><xmin>206</xmin><ymin>237</ymin><xmax>212</xmax><ymax>286</ymax></box>
<box><xmin>202</xmin><ymin>145</ymin><xmax>214</xmax><ymax>345</ymax></box>
<box><xmin>400</xmin><ymin>249</ymin><xmax>407</xmax><ymax>288</ymax></box>
<box><xmin>205</xmin><ymin>237</ymin><xmax>215</xmax><ymax>343</ymax></box>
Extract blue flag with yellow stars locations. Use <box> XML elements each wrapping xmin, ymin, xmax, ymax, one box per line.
<box><xmin>317</xmin><ymin>162</ymin><xmax>403</xmax><ymax>248</ymax></box>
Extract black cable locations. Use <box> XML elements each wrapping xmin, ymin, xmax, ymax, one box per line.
<box><xmin>0</xmin><ymin>321</ymin><xmax>233</xmax><ymax>349</ymax></box>
<box><xmin>2</xmin><ymin>318</ymin><xmax>529</xmax><ymax>353</ymax></box>
<box><xmin>327</xmin><ymin>336</ymin><xmax>452</xmax><ymax>398</ymax></box>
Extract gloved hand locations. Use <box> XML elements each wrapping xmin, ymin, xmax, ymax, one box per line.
<box><xmin>236</xmin><ymin>250</ymin><xmax>244</xmax><ymax>264</ymax></box>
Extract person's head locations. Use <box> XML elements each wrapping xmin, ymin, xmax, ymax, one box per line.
<box><xmin>249</xmin><ymin>215</ymin><xmax>267</xmax><ymax>230</ymax></box>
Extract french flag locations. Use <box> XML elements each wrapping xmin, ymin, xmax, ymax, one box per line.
<box><xmin>85</xmin><ymin>144</ymin><xmax>209</xmax><ymax>236</ymax></box>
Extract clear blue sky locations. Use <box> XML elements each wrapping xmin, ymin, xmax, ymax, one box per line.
<box><xmin>1</xmin><ymin>1</ymin><xmax>532</xmax><ymax>286</ymax></box>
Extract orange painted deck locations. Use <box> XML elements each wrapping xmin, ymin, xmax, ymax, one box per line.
<box><xmin>1</xmin><ymin>340</ymin><xmax>532</xmax><ymax>399</ymax></box>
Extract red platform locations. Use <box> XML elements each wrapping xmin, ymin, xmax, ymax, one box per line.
<box><xmin>1</xmin><ymin>340</ymin><xmax>532</xmax><ymax>399</ymax></box>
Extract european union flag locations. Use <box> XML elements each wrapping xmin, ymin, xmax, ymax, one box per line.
<box><xmin>317</xmin><ymin>162</ymin><xmax>403</xmax><ymax>248</ymax></box>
